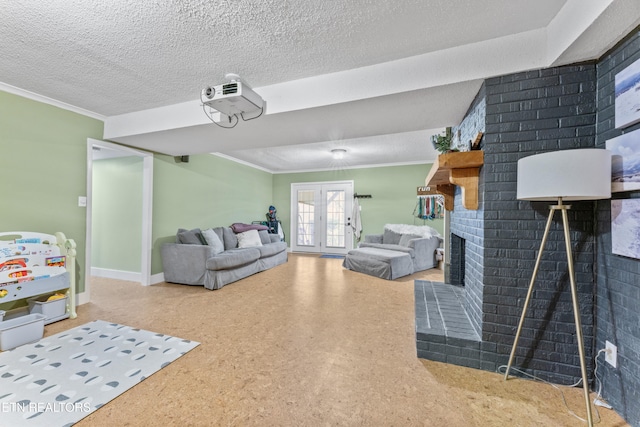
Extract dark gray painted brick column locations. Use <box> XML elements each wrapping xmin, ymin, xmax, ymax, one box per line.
<box><xmin>482</xmin><ymin>64</ymin><xmax>598</xmax><ymax>384</ymax></box>
<box><xmin>426</xmin><ymin>65</ymin><xmax>599</xmax><ymax>383</ymax></box>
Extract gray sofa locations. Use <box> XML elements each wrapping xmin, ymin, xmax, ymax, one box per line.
<box><xmin>161</xmin><ymin>226</ymin><xmax>287</xmax><ymax>290</ymax></box>
<box><xmin>343</xmin><ymin>224</ymin><xmax>442</xmax><ymax>279</ymax></box>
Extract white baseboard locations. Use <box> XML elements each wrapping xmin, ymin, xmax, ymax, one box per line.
<box><xmin>91</xmin><ymin>267</ymin><xmax>141</xmax><ymax>282</ymax></box>
<box><xmin>150</xmin><ymin>272</ymin><xmax>165</xmax><ymax>285</ymax></box>
<box><xmin>90</xmin><ymin>268</ymin><xmax>165</xmax><ymax>286</ymax></box>
<box><xmin>76</xmin><ymin>291</ymin><xmax>90</xmax><ymax>306</ymax></box>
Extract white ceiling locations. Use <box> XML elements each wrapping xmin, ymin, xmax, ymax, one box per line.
<box><xmin>2</xmin><ymin>0</ymin><xmax>640</xmax><ymax>172</ymax></box>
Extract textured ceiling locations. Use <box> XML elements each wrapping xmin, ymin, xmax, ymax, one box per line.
<box><xmin>1</xmin><ymin>0</ymin><xmax>564</xmax><ymax>115</ymax></box>
<box><xmin>2</xmin><ymin>0</ymin><xmax>640</xmax><ymax>172</ymax></box>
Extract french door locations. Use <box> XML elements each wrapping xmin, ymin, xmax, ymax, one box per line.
<box><xmin>290</xmin><ymin>181</ymin><xmax>354</xmax><ymax>254</ymax></box>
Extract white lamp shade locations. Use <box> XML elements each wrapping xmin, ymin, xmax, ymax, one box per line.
<box><xmin>517</xmin><ymin>149</ymin><xmax>612</xmax><ymax>201</ymax></box>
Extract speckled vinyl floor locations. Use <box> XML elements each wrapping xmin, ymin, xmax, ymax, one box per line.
<box><xmin>43</xmin><ymin>254</ymin><xmax>628</xmax><ymax>426</ymax></box>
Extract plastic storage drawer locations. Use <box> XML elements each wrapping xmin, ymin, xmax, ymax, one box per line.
<box><xmin>0</xmin><ymin>313</ymin><xmax>46</xmax><ymax>351</ymax></box>
<box><xmin>28</xmin><ymin>293</ymin><xmax>68</xmax><ymax>323</ymax></box>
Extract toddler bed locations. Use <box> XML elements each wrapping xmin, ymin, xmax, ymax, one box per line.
<box><xmin>0</xmin><ymin>231</ymin><xmax>77</xmax><ymax>324</ymax></box>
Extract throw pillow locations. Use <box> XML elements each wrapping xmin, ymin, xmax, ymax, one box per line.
<box><xmin>177</xmin><ymin>228</ymin><xmax>205</xmax><ymax>245</ymax></box>
<box><xmin>237</xmin><ymin>229</ymin><xmax>263</xmax><ymax>248</ymax></box>
<box><xmin>201</xmin><ymin>228</ymin><xmax>225</xmax><ymax>254</ymax></box>
<box><xmin>399</xmin><ymin>233</ymin><xmax>421</xmax><ymax>247</ymax></box>
<box><xmin>222</xmin><ymin>227</ymin><xmax>238</xmax><ymax>249</ymax></box>
<box><xmin>258</xmin><ymin>230</ymin><xmax>271</xmax><ymax>245</ymax></box>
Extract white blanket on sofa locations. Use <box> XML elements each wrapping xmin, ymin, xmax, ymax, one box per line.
<box><xmin>384</xmin><ymin>224</ymin><xmax>441</xmax><ymax>239</ymax></box>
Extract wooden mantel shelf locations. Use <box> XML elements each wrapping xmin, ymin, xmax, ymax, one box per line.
<box><xmin>425</xmin><ymin>151</ymin><xmax>484</xmax><ymax>210</ymax></box>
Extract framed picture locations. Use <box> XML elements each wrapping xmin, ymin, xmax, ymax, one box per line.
<box><xmin>606</xmin><ymin>129</ymin><xmax>640</xmax><ymax>193</ymax></box>
<box><xmin>615</xmin><ymin>59</ymin><xmax>640</xmax><ymax>129</ymax></box>
<box><xmin>611</xmin><ymin>198</ymin><xmax>640</xmax><ymax>259</ymax></box>
<box><xmin>615</xmin><ymin>57</ymin><xmax>640</xmax><ymax>129</ymax></box>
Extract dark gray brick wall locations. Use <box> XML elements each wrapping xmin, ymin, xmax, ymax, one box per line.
<box><xmin>595</xmin><ymin>29</ymin><xmax>640</xmax><ymax>426</ymax></box>
<box><xmin>481</xmin><ymin>64</ymin><xmax>598</xmax><ymax>384</ymax></box>
<box><xmin>450</xmin><ymin>84</ymin><xmax>486</xmax><ymax>336</ymax></box>
<box><xmin>447</xmin><ymin>66</ymin><xmax>599</xmax><ymax>381</ymax></box>
<box><xmin>452</xmin><ymin>96</ymin><xmax>486</xmax><ymax>151</ymax></box>
<box><xmin>450</xmin><ymin>189</ymin><xmax>485</xmax><ymax>336</ymax></box>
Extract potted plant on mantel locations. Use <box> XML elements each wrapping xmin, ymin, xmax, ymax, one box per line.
<box><xmin>430</xmin><ymin>127</ymin><xmax>459</xmax><ymax>154</ymax></box>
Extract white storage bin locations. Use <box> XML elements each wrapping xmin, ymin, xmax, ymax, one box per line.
<box><xmin>0</xmin><ymin>313</ymin><xmax>46</xmax><ymax>351</ymax></box>
<box><xmin>28</xmin><ymin>293</ymin><xmax>67</xmax><ymax>321</ymax></box>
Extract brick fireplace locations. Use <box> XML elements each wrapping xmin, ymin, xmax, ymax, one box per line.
<box><xmin>417</xmin><ymin>64</ymin><xmax>598</xmax><ymax>384</ymax></box>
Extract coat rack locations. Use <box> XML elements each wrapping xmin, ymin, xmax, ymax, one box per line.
<box><xmin>415</xmin><ymin>187</ymin><xmax>444</xmax><ymax>220</ymax></box>
<box><xmin>354</xmin><ymin>193</ymin><xmax>372</xmax><ymax>199</ymax></box>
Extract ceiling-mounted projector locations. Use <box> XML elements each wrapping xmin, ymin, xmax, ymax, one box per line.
<box><xmin>201</xmin><ymin>81</ymin><xmax>264</xmax><ymax>116</ymax></box>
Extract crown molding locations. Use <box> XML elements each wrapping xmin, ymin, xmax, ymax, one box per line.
<box><xmin>0</xmin><ymin>81</ymin><xmax>105</xmax><ymax>121</ymax></box>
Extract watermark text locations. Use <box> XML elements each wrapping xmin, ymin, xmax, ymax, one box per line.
<box><xmin>1</xmin><ymin>402</ymin><xmax>91</xmax><ymax>413</ymax></box>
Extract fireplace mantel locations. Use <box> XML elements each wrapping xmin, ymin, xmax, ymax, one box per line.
<box><xmin>425</xmin><ymin>151</ymin><xmax>484</xmax><ymax>210</ymax></box>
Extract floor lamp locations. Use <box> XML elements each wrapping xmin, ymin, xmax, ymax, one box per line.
<box><xmin>504</xmin><ymin>149</ymin><xmax>612</xmax><ymax>427</ymax></box>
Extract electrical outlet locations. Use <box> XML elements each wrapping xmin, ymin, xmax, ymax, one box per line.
<box><xmin>605</xmin><ymin>340</ymin><xmax>617</xmax><ymax>368</ymax></box>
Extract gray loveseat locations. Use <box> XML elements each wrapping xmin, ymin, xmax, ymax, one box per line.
<box><xmin>161</xmin><ymin>225</ymin><xmax>287</xmax><ymax>290</ymax></box>
<box><xmin>343</xmin><ymin>224</ymin><xmax>442</xmax><ymax>279</ymax></box>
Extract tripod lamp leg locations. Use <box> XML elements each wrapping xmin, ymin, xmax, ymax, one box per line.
<box><xmin>560</xmin><ymin>207</ymin><xmax>593</xmax><ymax>427</ymax></box>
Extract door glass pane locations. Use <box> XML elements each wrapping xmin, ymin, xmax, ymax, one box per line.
<box><xmin>326</xmin><ymin>190</ymin><xmax>345</xmax><ymax>248</ymax></box>
<box><xmin>297</xmin><ymin>190</ymin><xmax>315</xmax><ymax>246</ymax></box>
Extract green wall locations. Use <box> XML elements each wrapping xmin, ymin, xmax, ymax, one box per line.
<box><xmin>151</xmin><ymin>154</ymin><xmax>274</xmax><ymax>274</ymax></box>
<box><xmin>92</xmin><ymin>156</ymin><xmax>143</xmax><ymax>272</ymax></box>
<box><xmin>0</xmin><ymin>89</ymin><xmax>440</xmax><ymax>286</ymax></box>
<box><xmin>0</xmin><ymin>88</ymin><xmax>274</xmax><ymax>283</ymax></box>
<box><xmin>90</xmin><ymin>153</ymin><xmax>273</xmax><ymax>277</ymax></box>
<box><xmin>0</xmin><ymin>90</ymin><xmax>104</xmax><ymax>293</ymax></box>
<box><xmin>272</xmin><ymin>164</ymin><xmax>443</xmax><ymax>245</ymax></box>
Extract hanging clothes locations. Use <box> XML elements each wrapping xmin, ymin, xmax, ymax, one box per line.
<box><xmin>415</xmin><ymin>195</ymin><xmax>444</xmax><ymax>220</ymax></box>
<box><xmin>352</xmin><ymin>196</ymin><xmax>362</xmax><ymax>241</ymax></box>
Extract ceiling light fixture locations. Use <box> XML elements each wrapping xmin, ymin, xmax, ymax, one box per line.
<box><xmin>331</xmin><ymin>149</ymin><xmax>347</xmax><ymax>160</ymax></box>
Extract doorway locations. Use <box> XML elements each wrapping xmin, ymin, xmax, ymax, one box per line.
<box><xmin>81</xmin><ymin>139</ymin><xmax>153</xmax><ymax>304</ymax></box>
<box><xmin>290</xmin><ymin>181</ymin><xmax>354</xmax><ymax>254</ymax></box>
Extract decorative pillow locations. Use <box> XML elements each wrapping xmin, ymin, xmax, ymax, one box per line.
<box><xmin>258</xmin><ymin>230</ymin><xmax>271</xmax><ymax>245</ymax></box>
<box><xmin>177</xmin><ymin>228</ymin><xmax>206</xmax><ymax>245</ymax></box>
<box><xmin>201</xmin><ymin>228</ymin><xmax>225</xmax><ymax>254</ymax></box>
<box><xmin>222</xmin><ymin>227</ymin><xmax>238</xmax><ymax>250</ymax></box>
<box><xmin>399</xmin><ymin>233</ymin><xmax>422</xmax><ymax>247</ymax></box>
<box><xmin>237</xmin><ymin>229</ymin><xmax>263</xmax><ymax>248</ymax></box>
